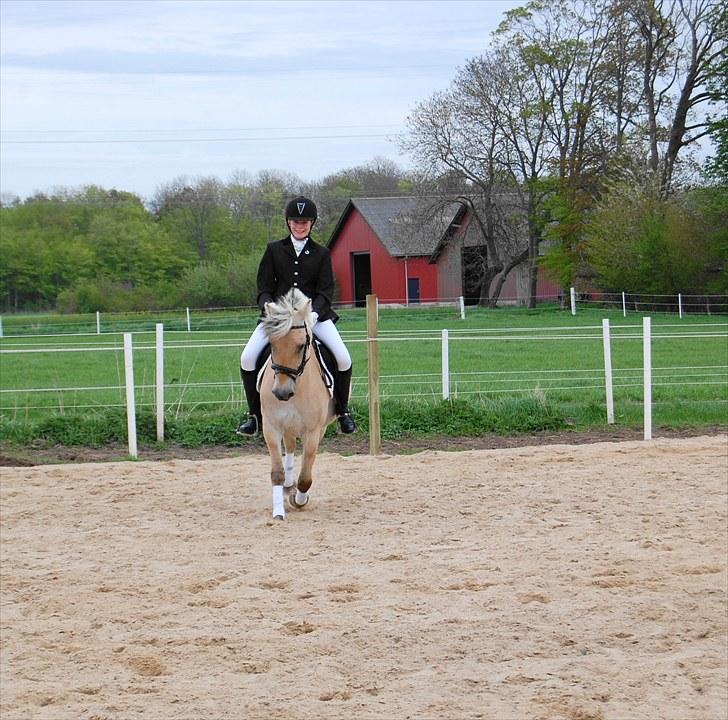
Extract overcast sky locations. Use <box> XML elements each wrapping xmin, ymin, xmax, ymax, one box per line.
<box><xmin>0</xmin><ymin>0</ymin><xmax>523</xmax><ymax>201</ymax></box>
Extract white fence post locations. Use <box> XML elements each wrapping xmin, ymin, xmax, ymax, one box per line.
<box><xmin>441</xmin><ymin>329</ymin><xmax>450</xmax><ymax>400</ymax></box>
<box><xmin>366</xmin><ymin>295</ymin><xmax>381</xmax><ymax>456</ymax></box>
<box><xmin>602</xmin><ymin>319</ymin><xmax>614</xmax><ymax>424</ymax></box>
<box><xmin>459</xmin><ymin>296</ymin><xmax>465</xmax><ymax>320</ymax></box>
<box><xmin>0</xmin><ymin>316</ymin><xmax>3</xmax><ymax>338</ymax></box>
<box><xmin>570</xmin><ymin>287</ymin><xmax>576</xmax><ymax>315</ymax></box>
<box><xmin>643</xmin><ymin>317</ymin><xmax>652</xmax><ymax>441</ymax></box>
<box><xmin>678</xmin><ymin>293</ymin><xmax>683</xmax><ymax>319</ymax></box>
<box><xmin>155</xmin><ymin>323</ymin><xmax>164</xmax><ymax>443</ymax></box>
<box><xmin>186</xmin><ymin>307</ymin><xmax>191</xmax><ymax>332</ymax></box>
<box><xmin>123</xmin><ymin>333</ymin><xmax>138</xmax><ymax>458</ymax></box>
<box><xmin>96</xmin><ymin>311</ymin><xmax>101</xmax><ymax>335</ymax></box>
<box><xmin>622</xmin><ymin>292</ymin><xmax>627</xmax><ymax>317</ymax></box>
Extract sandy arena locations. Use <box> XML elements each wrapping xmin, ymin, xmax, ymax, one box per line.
<box><xmin>1</xmin><ymin>435</ymin><xmax>727</xmax><ymax>720</ymax></box>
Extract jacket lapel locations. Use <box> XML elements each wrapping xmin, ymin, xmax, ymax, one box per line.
<box><xmin>282</xmin><ymin>238</ymin><xmax>297</xmax><ymax>258</ymax></box>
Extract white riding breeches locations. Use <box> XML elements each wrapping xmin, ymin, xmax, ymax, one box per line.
<box><xmin>240</xmin><ymin>319</ymin><xmax>351</xmax><ymax>372</ymax></box>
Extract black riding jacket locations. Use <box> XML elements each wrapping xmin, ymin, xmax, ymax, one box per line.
<box><xmin>256</xmin><ymin>236</ymin><xmax>339</xmax><ymax>322</ymax></box>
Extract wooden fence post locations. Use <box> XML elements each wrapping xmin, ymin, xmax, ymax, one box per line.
<box><xmin>367</xmin><ymin>294</ymin><xmax>381</xmax><ymax>455</ymax></box>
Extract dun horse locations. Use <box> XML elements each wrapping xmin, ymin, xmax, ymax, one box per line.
<box><xmin>259</xmin><ymin>288</ymin><xmax>337</xmax><ymax>520</ymax></box>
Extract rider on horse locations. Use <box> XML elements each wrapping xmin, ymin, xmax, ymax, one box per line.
<box><xmin>236</xmin><ymin>195</ymin><xmax>357</xmax><ymax>436</ymax></box>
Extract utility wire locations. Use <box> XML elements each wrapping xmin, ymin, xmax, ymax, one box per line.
<box><xmin>1</xmin><ymin>132</ymin><xmax>403</xmax><ymax>145</ymax></box>
<box><xmin>1</xmin><ymin>123</ymin><xmax>405</xmax><ymax>135</ymax></box>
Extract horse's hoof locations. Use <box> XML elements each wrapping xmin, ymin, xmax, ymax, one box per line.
<box><xmin>289</xmin><ymin>492</ymin><xmax>309</xmax><ymax>509</ymax></box>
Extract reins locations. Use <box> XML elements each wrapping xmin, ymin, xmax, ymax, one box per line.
<box><xmin>270</xmin><ymin>323</ymin><xmax>311</xmax><ymax>381</ymax></box>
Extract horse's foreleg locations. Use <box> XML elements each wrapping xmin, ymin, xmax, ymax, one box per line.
<box><xmin>289</xmin><ymin>432</ymin><xmax>320</xmax><ymax>509</ymax></box>
<box><xmin>283</xmin><ymin>432</ymin><xmax>296</xmax><ymax>490</ymax></box>
<box><xmin>263</xmin><ymin>428</ymin><xmax>286</xmax><ymax>520</ymax></box>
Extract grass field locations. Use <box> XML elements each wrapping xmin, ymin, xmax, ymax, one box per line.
<box><xmin>1</xmin><ymin>304</ymin><xmax>726</xmax><ymax>446</ymax></box>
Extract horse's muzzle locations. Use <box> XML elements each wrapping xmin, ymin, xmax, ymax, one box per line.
<box><xmin>273</xmin><ymin>385</ymin><xmax>295</xmax><ymax>401</ymax></box>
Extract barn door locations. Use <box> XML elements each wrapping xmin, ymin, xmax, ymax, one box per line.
<box><xmin>352</xmin><ymin>253</ymin><xmax>371</xmax><ymax>308</ymax></box>
<box><xmin>407</xmin><ymin>277</ymin><xmax>420</xmax><ymax>304</ymax></box>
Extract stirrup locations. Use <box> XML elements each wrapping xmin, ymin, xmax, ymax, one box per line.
<box><xmin>235</xmin><ymin>415</ymin><xmax>259</xmax><ymax>436</ymax></box>
<box><xmin>338</xmin><ymin>412</ymin><xmax>356</xmax><ymax>434</ymax></box>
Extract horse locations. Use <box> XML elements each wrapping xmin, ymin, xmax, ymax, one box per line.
<box><xmin>258</xmin><ymin>288</ymin><xmax>337</xmax><ymax>520</ymax></box>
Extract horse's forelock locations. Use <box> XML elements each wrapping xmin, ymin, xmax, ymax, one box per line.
<box><xmin>262</xmin><ymin>289</ymin><xmax>310</xmax><ymax>339</ymax></box>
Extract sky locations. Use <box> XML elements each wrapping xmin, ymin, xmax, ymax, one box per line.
<box><xmin>0</xmin><ymin>0</ymin><xmax>523</xmax><ymax>201</ymax></box>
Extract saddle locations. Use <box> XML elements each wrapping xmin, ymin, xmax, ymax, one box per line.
<box><xmin>255</xmin><ymin>339</ymin><xmax>335</xmax><ymax>397</ymax></box>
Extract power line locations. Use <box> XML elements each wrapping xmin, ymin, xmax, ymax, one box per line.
<box><xmin>0</xmin><ymin>123</ymin><xmax>406</xmax><ymax>135</ymax></box>
<box><xmin>1</xmin><ymin>132</ymin><xmax>404</xmax><ymax>145</ymax></box>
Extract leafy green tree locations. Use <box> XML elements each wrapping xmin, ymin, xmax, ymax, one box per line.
<box><xmin>690</xmin><ymin>186</ymin><xmax>728</xmax><ymax>293</ymax></box>
<box><xmin>86</xmin><ymin>202</ymin><xmax>191</xmax><ymax>286</ymax></box>
<box><xmin>0</xmin><ymin>197</ymin><xmax>95</xmax><ymax>309</ymax></box>
<box><xmin>153</xmin><ymin>177</ymin><xmax>233</xmax><ymax>260</ymax></box>
<box><xmin>177</xmin><ymin>253</ymin><xmax>259</xmax><ymax>309</ymax></box>
<box><xmin>585</xmin><ymin>181</ymin><xmax>723</xmax><ymax>293</ymax></box>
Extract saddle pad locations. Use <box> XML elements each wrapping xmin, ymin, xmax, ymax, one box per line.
<box><xmin>256</xmin><ymin>356</ymin><xmax>271</xmax><ymax>393</ymax></box>
<box><xmin>313</xmin><ymin>339</ymin><xmax>335</xmax><ymax>398</ymax></box>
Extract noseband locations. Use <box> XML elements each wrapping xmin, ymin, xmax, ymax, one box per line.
<box><xmin>270</xmin><ymin>323</ymin><xmax>311</xmax><ymax>381</ymax></box>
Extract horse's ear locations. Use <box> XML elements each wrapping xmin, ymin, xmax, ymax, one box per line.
<box><xmin>264</xmin><ymin>302</ymin><xmax>273</xmax><ymax>316</ymax></box>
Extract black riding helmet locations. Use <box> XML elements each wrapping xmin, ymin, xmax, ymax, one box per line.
<box><xmin>285</xmin><ymin>195</ymin><xmax>317</xmax><ymax>228</ymax></box>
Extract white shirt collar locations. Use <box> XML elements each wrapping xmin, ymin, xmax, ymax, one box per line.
<box><xmin>290</xmin><ymin>234</ymin><xmax>308</xmax><ymax>256</ymax></box>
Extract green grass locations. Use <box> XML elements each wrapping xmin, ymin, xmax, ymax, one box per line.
<box><xmin>1</xmin><ymin>304</ymin><xmax>726</xmax><ymax>447</ymax></box>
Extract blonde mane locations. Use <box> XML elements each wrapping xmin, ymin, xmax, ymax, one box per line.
<box><xmin>262</xmin><ymin>288</ymin><xmax>311</xmax><ymax>340</ymax></box>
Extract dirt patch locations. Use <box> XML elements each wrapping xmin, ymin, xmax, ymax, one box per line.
<box><xmin>1</xmin><ymin>435</ymin><xmax>726</xmax><ymax>719</ymax></box>
<box><xmin>1</xmin><ymin>426</ymin><xmax>725</xmax><ymax>466</ymax></box>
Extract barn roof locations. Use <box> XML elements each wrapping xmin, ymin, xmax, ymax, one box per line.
<box><xmin>328</xmin><ymin>197</ymin><xmax>466</xmax><ymax>257</ymax></box>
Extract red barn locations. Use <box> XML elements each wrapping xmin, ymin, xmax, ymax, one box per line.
<box><xmin>327</xmin><ymin>197</ymin><xmax>562</xmax><ymax>306</ymax></box>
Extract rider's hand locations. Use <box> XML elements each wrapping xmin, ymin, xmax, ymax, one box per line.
<box><xmin>311</xmin><ymin>311</ymin><xmax>319</xmax><ymax>325</ymax></box>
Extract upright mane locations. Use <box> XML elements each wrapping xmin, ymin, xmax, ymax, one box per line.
<box><xmin>262</xmin><ymin>288</ymin><xmax>311</xmax><ymax>340</ymax></box>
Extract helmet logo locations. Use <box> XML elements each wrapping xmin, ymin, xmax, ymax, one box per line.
<box><xmin>297</xmin><ymin>202</ymin><xmax>306</xmax><ymax>215</ymax></box>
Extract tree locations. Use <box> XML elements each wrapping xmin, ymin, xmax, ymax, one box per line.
<box><xmin>152</xmin><ymin>177</ymin><xmax>230</xmax><ymax>260</ymax></box>
<box><xmin>0</xmin><ymin>195</ymin><xmax>95</xmax><ymax>309</ymax></box>
<box><xmin>247</xmin><ymin>170</ymin><xmax>305</xmax><ymax>243</ymax></box>
<box><xmin>402</xmin><ymin>0</ymin><xmax>724</xmax><ymax>304</ymax></box>
<box><xmin>315</xmin><ymin>157</ymin><xmax>410</xmax><ymax>240</ymax></box>
<box><xmin>625</xmin><ymin>0</ymin><xmax>724</xmax><ymax>195</ymax></box>
<box><xmin>402</xmin><ymin>40</ymin><xmax>551</xmax><ymax>306</ymax></box>
<box><xmin>703</xmin><ymin>6</ymin><xmax>728</xmax><ymax>183</ymax></box>
<box><xmin>584</xmin><ymin>179</ymin><xmax>723</xmax><ymax>293</ymax></box>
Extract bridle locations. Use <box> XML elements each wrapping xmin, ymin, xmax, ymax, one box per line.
<box><xmin>270</xmin><ymin>323</ymin><xmax>311</xmax><ymax>381</ymax></box>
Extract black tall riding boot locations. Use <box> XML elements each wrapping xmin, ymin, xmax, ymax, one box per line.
<box><xmin>334</xmin><ymin>367</ymin><xmax>356</xmax><ymax>434</ymax></box>
<box><xmin>236</xmin><ymin>369</ymin><xmax>261</xmax><ymax>436</ymax></box>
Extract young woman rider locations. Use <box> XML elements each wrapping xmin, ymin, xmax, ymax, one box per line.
<box><xmin>236</xmin><ymin>195</ymin><xmax>356</xmax><ymax>435</ymax></box>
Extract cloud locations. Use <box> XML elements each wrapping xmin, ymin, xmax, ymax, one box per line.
<box><xmin>0</xmin><ymin>0</ymin><xmax>522</xmax><ymax>198</ymax></box>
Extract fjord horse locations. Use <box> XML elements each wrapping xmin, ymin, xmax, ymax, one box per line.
<box><xmin>259</xmin><ymin>288</ymin><xmax>336</xmax><ymax>520</ymax></box>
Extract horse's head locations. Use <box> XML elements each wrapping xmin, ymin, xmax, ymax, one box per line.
<box><xmin>263</xmin><ymin>289</ymin><xmax>313</xmax><ymax>401</ymax></box>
